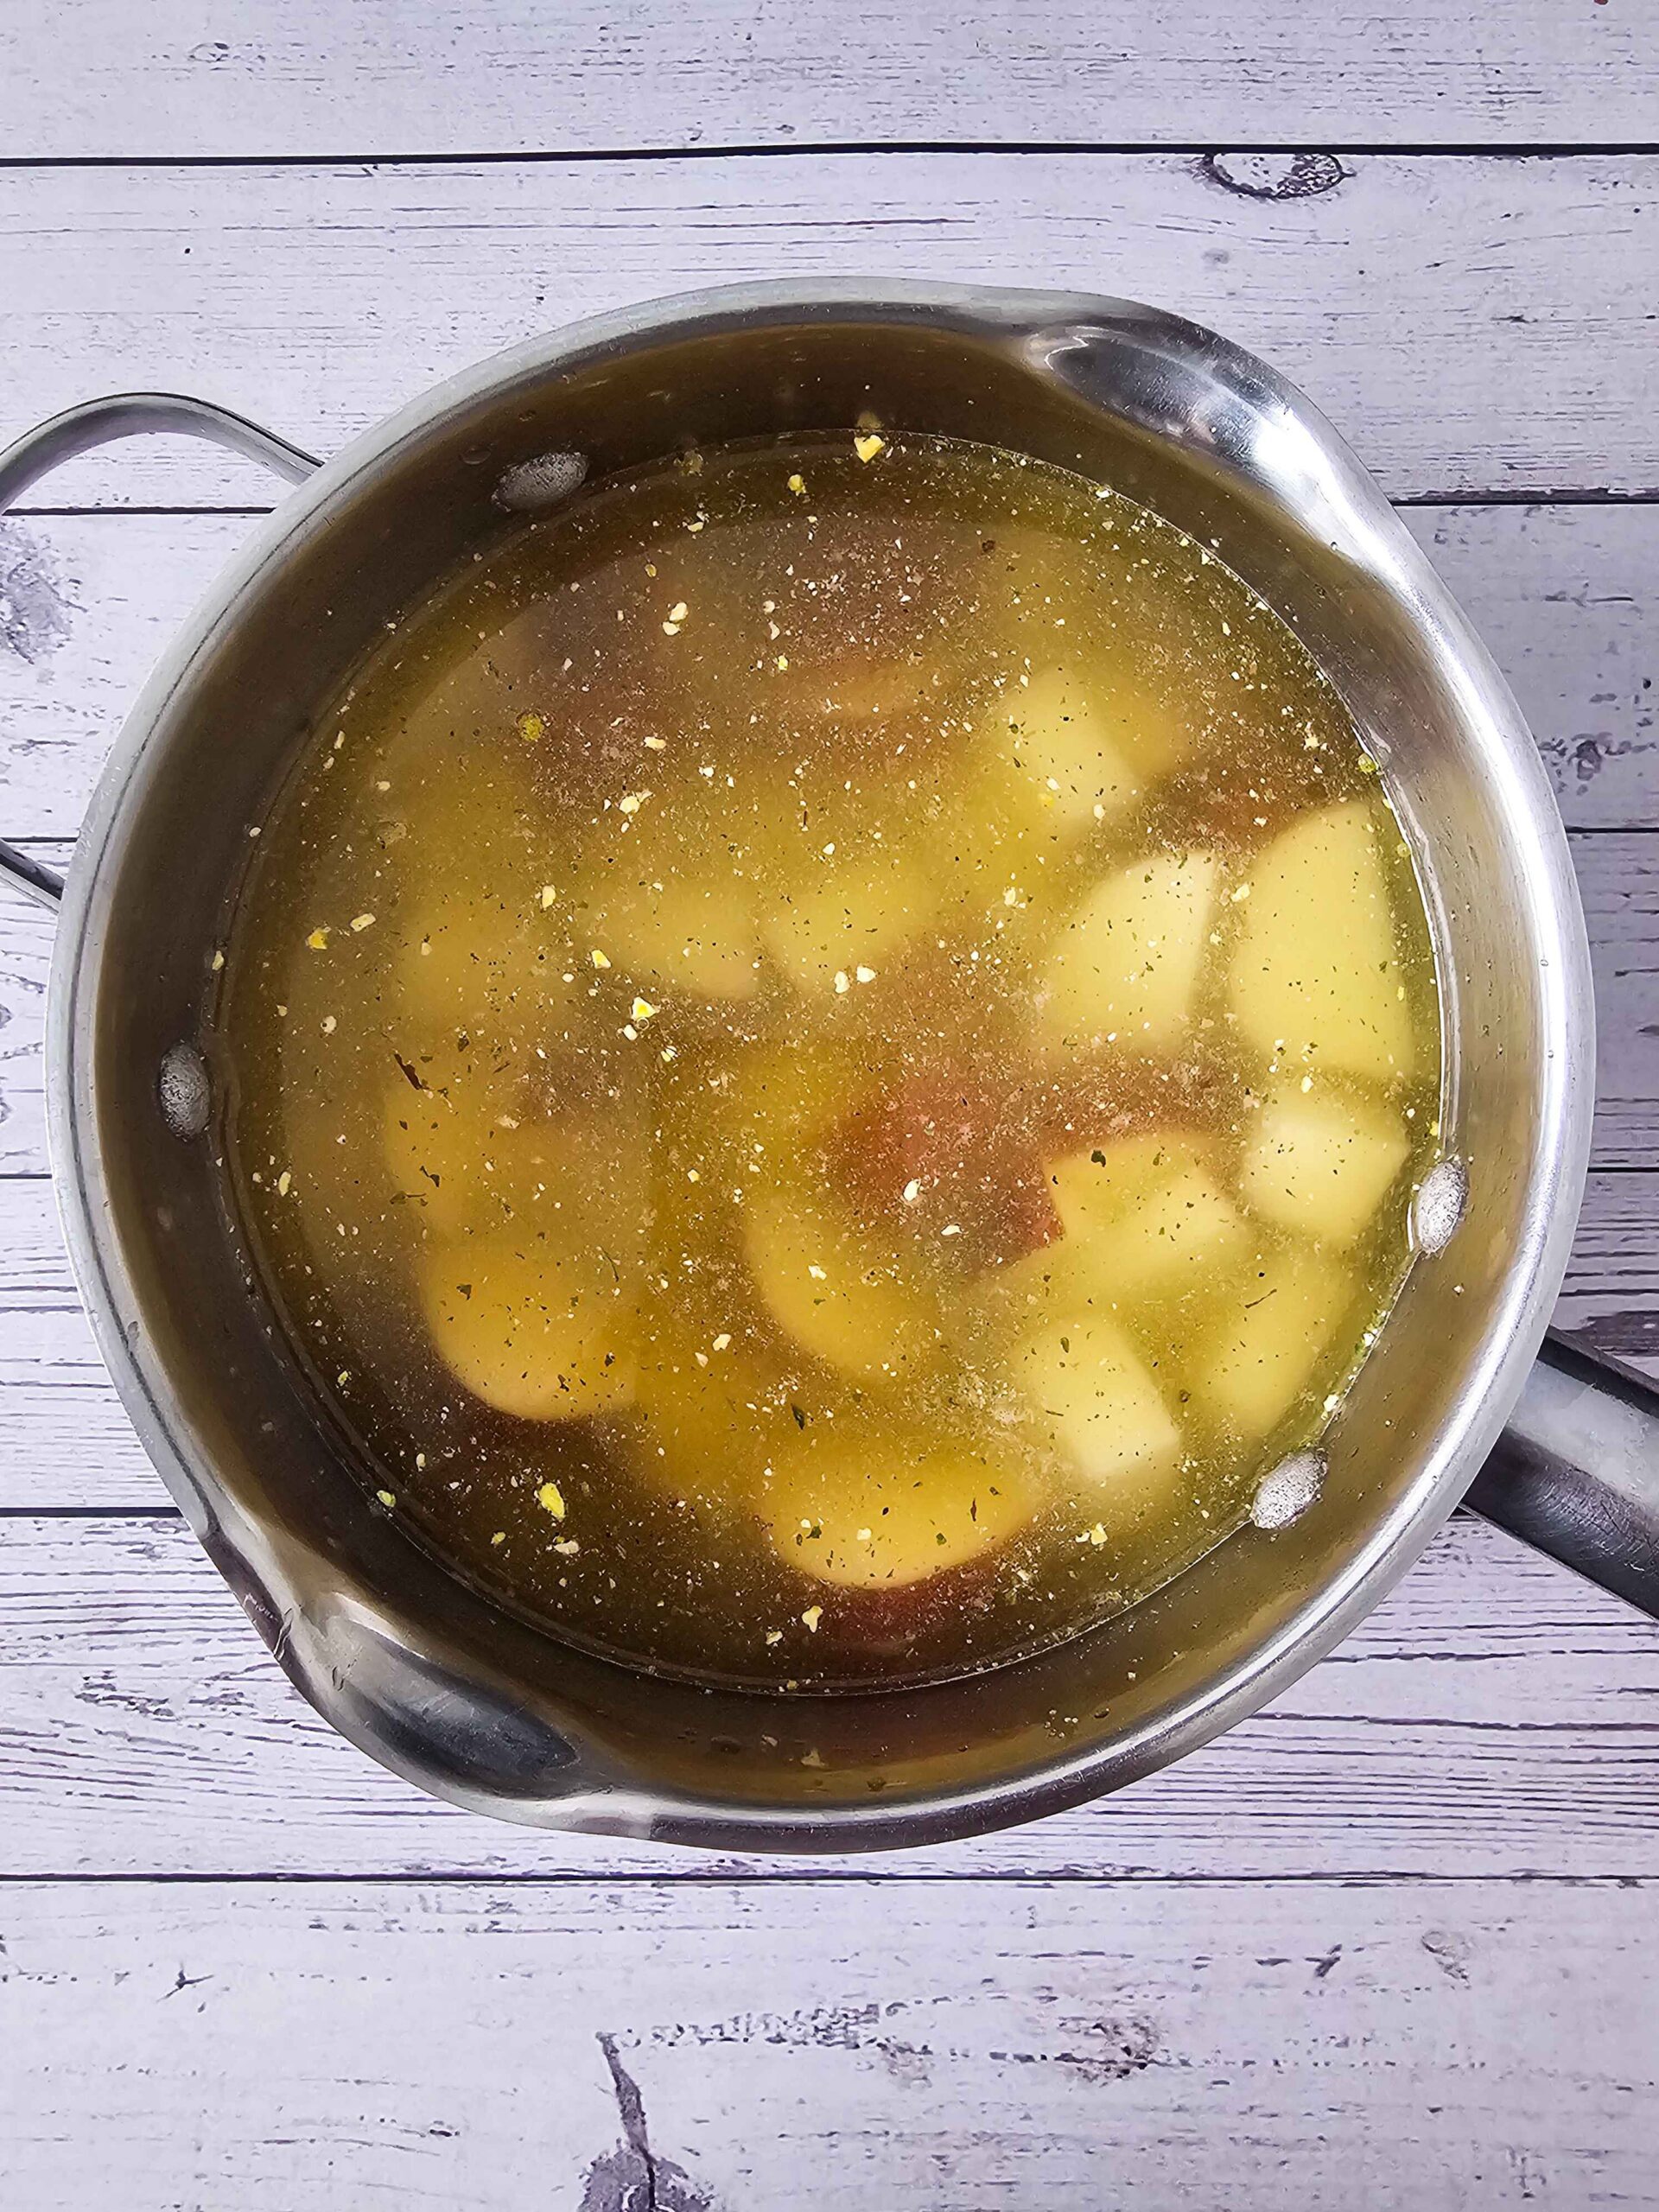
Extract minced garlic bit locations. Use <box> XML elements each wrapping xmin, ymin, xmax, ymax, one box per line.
<box><xmin>306</xmin><ymin>927</ymin><xmax>329</xmax><ymax>950</ymax></box>
<box><xmin>901</xmin><ymin>1179</ymin><xmax>921</xmax><ymax>1204</ymax></box>
<box><xmin>276</xmin><ymin>1170</ymin><xmax>292</xmax><ymax>1197</ymax></box>
<box><xmin>631</xmin><ymin>997</ymin><xmax>658</xmax><ymax>1021</ymax></box>
<box><xmin>854</xmin><ymin>432</ymin><xmax>886</xmax><ymax>463</ymax></box>
<box><xmin>833</xmin><ymin>970</ymin><xmax>850</xmax><ymax>995</ymax></box>
<box><xmin>765</xmin><ymin>1628</ymin><xmax>784</xmax><ymax>1645</ymax></box>
<box><xmin>210</xmin><ymin>948</ymin><xmax>226</xmax><ymax>973</ymax></box>
<box><xmin>536</xmin><ymin>1480</ymin><xmax>566</xmax><ymax>1519</ymax></box>
<box><xmin>321</xmin><ymin>1014</ymin><xmax>336</xmax><ymax>1035</ymax></box>
<box><xmin>1086</xmin><ymin>1523</ymin><xmax>1109</xmax><ymax>1547</ymax></box>
<box><xmin>643</xmin><ymin>734</ymin><xmax>668</xmax><ymax>751</ymax></box>
<box><xmin>540</xmin><ymin>884</ymin><xmax>557</xmax><ymax>909</ymax></box>
<box><xmin>667</xmin><ymin>601</ymin><xmax>688</xmax><ymax>624</ymax></box>
<box><xmin>553</xmin><ymin>1537</ymin><xmax>580</xmax><ymax>1557</ymax></box>
<box><xmin>855</xmin><ymin>964</ymin><xmax>876</xmax><ymax>983</ymax></box>
<box><xmin>491</xmin><ymin>1530</ymin><xmax>506</xmax><ymax>1546</ymax></box>
<box><xmin>801</xmin><ymin>1605</ymin><xmax>823</xmax><ymax>1632</ymax></box>
<box><xmin>591</xmin><ymin>948</ymin><xmax>612</xmax><ymax>969</ymax></box>
<box><xmin>350</xmin><ymin>912</ymin><xmax>376</xmax><ymax>932</ymax></box>
<box><xmin>517</xmin><ymin>711</ymin><xmax>544</xmax><ymax>742</ymax></box>
<box><xmin>711</xmin><ymin>1332</ymin><xmax>732</xmax><ymax>1351</ymax></box>
<box><xmin>618</xmin><ymin>791</ymin><xmax>646</xmax><ymax>815</ymax></box>
<box><xmin>786</xmin><ymin>472</ymin><xmax>806</xmax><ymax>495</ymax></box>
<box><xmin>376</xmin><ymin>1489</ymin><xmax>396</xmax><ymax>1508</ymax></box>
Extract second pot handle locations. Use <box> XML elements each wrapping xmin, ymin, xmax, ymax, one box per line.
<box><xmin>1469</xmin><ymin>1332</ymin><xmax>1659</xmax><ymax>1618</ymax></box>
<box><xmin>0</xmin><ymin>391</ymin><xmax>321</xmax><ymax>911</ymax></box>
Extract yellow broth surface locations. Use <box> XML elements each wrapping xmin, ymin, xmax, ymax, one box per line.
<box><xmin>219</xmin><ymin>432</ymin><xmax>1441</xmax><ymax>1688</ymax></box>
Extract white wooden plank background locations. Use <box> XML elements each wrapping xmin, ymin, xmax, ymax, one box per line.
<box><xmin>4</xmin><ymin>1879</ymin><xmax>1656</xmax><ymax>2212</ymax></box>
<box><xmin>3</xmin><ymin>3</ymin><xmax>1658</xmax><ymax>2202</ymax></box>
<box><xmin>1</xmin><ymin>0</ymin><xmax>1651</xmax><ymax>156</ymax></box>
<box><xmin>1</xmin><ymin>156</ymin><xmax>1654</xmax><ymax>508</ymax></box>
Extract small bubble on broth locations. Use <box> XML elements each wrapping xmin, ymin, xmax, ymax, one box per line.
<box><xmin>218</xmin><ymin>431</ymin><xmax>1442</xmax><ymax>1691</ymax></box>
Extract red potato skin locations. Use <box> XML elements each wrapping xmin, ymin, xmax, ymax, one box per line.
<box><xmin>780</xmin><ymin>1544</ymin><xmax>1010</xmax><ymax>1674</ymax></box>
<box><xmin>829</xmin><ymin>1071</ymin><xmax>1063</xmax><ymax>1271</ymax></box>
<box><xmin>828</xmin><ymin>1058</ymin><xmax>1236</xmax><ymax>1273</ymax></box>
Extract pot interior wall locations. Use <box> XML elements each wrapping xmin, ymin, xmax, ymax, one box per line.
<box><xmin>77</xmin><ymin>303</ymin><xmax>1564</xmax><ymax>1839</ymax></box>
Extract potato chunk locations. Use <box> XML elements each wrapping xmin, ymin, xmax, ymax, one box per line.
<box><xmin>396</xmin><ymin>883</ymin><xmax>579</xmax><ymax>1042</ymax></box>
<box><xmin>1240</xmin><ymin>1084</ymin><xmax>1410</xmax><ymax>1247</ymax></box>
<box><xmin>383</xmin><ymin>1082</ymin><xmax>557</xmax><ymax>1236</ymax></box>
<box><xmin>1227</xmin><ymin>802</ymin><xmax>1415</xmax><ymax>1080</ymax></box>
<box><xmin>419</xmin><ymin>1230</ymin><xmax>636</xmax><ymax>1422</ymax></box>
<box><xmin>1047</xmin><ymin>1132</ymin><xmax>1247</xmax><ymax>1298</ymax></box>
<box><xmin>761</xmin><ymin>845</ymin><xmax>940</xmax><ymax>994</ymax></box>
<box><xmin>599</xmin><ymin>863</ymin><xmax>763</xmax><ymax>1001</ymax></box>
<box><xmin>765</xmin><ymin>1433</ymin><xmax>1035</xmax><ymax>1589</ymax></box>
<box><xmin>1038</xmin><ymin>850</ymin><xmax>1220</xmax><ymax>1052</ymax></box>
<box><xmin>1196</xmin><ymin>1242</ymin><xmax>1353</xmax><ymax>1440</ymax></box>
<box><xmin>741</xmin><ymin>1180</ymin><xmax>940</xmax><ymax>1384</ymax></box>
<box><xmin>993</xmin><ymin>666</ymin><xmax>1146</xmax><ymax>836</ymax></box>
<box><xmin>1011</xmin><ymin>1311</ymin><xmax>1181</xmax><ymax>1497</ymax></box>
<box><xmin>628</xmin><ymin>1327</ymin><xmax>807</xmax><ymax>1516</ymax></box>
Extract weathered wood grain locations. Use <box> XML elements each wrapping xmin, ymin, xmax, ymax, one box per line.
<box><xmin>1</xmin><ymin>1168</ymin><xmax>1654</xmax><ymax>1514</ymax></box>
<box><xmin>2</xmin><ymin>0</ymin><xmax>1651</xmax><ymax>156</ymax></box>
<box><xmin>3</xmin><ymin>1506</ymin><xmax>1656</xmax><ymax>1882</ymax></box>
<box><xmin>5</xmin><ymin>502</ymin><xmax>1653</xmax><ymax>841</ymax></box>
<box><xmin>2</xmin><ymin>156</ymin><xmax>1655</xmax><ymax>508</ymax></box>
<box><xmin>2</xmin><ymin>1873</ymin><xmax>1654</xmax><ymax>2211</ymax></box>
<box><xmin>3</xmin><ymin>833</ymin><xmax>1652</xmax><ymax>1189</ymax></box>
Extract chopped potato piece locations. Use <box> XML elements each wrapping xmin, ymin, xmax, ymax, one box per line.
<box><xmin>1228</xmin><ymin>802</ymin><xmax>1415</xmax><ymax>1080</ymax></box>
<box><xmin>741</xmin><ymin>1180</ymin><xmax>940</xmax><ymax>1383</ymax></box>
<box><xmin>1046</xmin><ymin>1133</ymin><xmax>1248</xmax><ymax>1298</ymax></box>
<box><xmin>397</xmin><ymin>885</ymin><xmax>576</xmax><ymax>1040</ymax></box>
<box><xmin>1049</xmin><ymin>1131</ymin><xmax>1213</xmax><ymax>1240</ymax></box>
<box><xmin>1085</xmin><ymin>1163</ymin><xmax>1250</xmax><ymax>1298</ymax></box>
<box><xmin>762</xmin><ymin>845</ymin><xmax>940</xmax><ymax>993</ymax></box>
<box><xmin>1013</xmin><ymin>1311</ymin><xmax>1181</xmax><ymax>1497</ymax></box>
<box><xmin>383</xmin><ymin>1082</ymin><xmax>556</xmax><ymax>1236</ymax></box>
<box><xmin>765</xmin><ymin>1433</ymin><xmax>1035</xmax><ymax>1589</ymax></box>
<box><xmin>1197</xmin><ymin>1242</ymin><xmax>1354</xmax><ymax>1440</ymax></box>
<box><xmin>1241</xmin><ymin>1084</ymin><xmax>1410</xmax><ymax>1247</ymax></box>
<box><xmin>601</xmin><ymin>863</ymin><xmax>763</xmax><ymax>1001</ymax></box>
<box><xmin>1038</xmin><ymin>849</ymin><xmax>1220</xmax><ymax>1052</ymax></box>
<box><xmin>629</xmin><ymin>1330</ymin><xmax>804</xmax><ymax>1516</ymax></box>
<box><xmin>418</xmin><ymin>1231</ymin><xmax>637</xmax><ymax>1422</ymax></box>
<box><xmin>994</xmin><ymin>666</ymin><xmax>1145</xmax><ymax>836</ymax></box>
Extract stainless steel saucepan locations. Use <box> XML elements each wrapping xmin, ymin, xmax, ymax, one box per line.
<box><xmin>3</xmin><ymin>283</ymin><xmax>1656</xmax><ymax>1851</ymax></box>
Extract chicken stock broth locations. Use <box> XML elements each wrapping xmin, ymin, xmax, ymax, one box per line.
<box><xmin>219</xmin><ymin>431</ymin><xmax>1441</xmax><ymax>1689</ymax></box>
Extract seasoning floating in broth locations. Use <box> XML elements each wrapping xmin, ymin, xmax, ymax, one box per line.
<box><xmin>219</xmin><ymin>431</ymin><xmax>1441</xmax><ymax>1689</ymax></box>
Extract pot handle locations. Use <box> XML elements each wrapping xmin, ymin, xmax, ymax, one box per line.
<box><xmin>0</xmin><ymin>392</ymin><xmax>321</xmax><ymax>911</ymax></box>
<box><xmin>1469</xmin><ymin>1333</ymin><xmax>1659</xmax><ymax>1618</ymax></box>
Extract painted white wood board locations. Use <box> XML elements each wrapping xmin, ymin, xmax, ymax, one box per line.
<box><xmin>3</xmin><ymin>1508</ymin><xmax>1656</xmax><ymax>1880</ymax></box>
<box><xmin>2</xmin><ymin>156</ymin><xmax>1655</xmax><ymax>509</ymax></box>
<box><xmin>4</xmin><ymin>501</ymin><xmax>1653</xmax><ymax>838</ymax></box>
<box><xmin>2</xmin><ymin>0</ymin><xmax>1652</xmax><ymax>156</ymax></box>
<box><xmin>2</xmin><ymin>1875</ymin><xmax>1654</xmax><ymax>2211</ymax></box>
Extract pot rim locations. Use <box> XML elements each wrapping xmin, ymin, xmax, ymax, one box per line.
<box><xmin>44</xmin><ymin>281</ymin><xmax>1597</xmax><ymax>1849</ymax></box>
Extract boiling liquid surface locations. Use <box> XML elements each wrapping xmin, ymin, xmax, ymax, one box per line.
<box><xmin>221</xmin><ymin>434</ymin><xmax>1440</xmax><ymax>1688</ymax></box>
